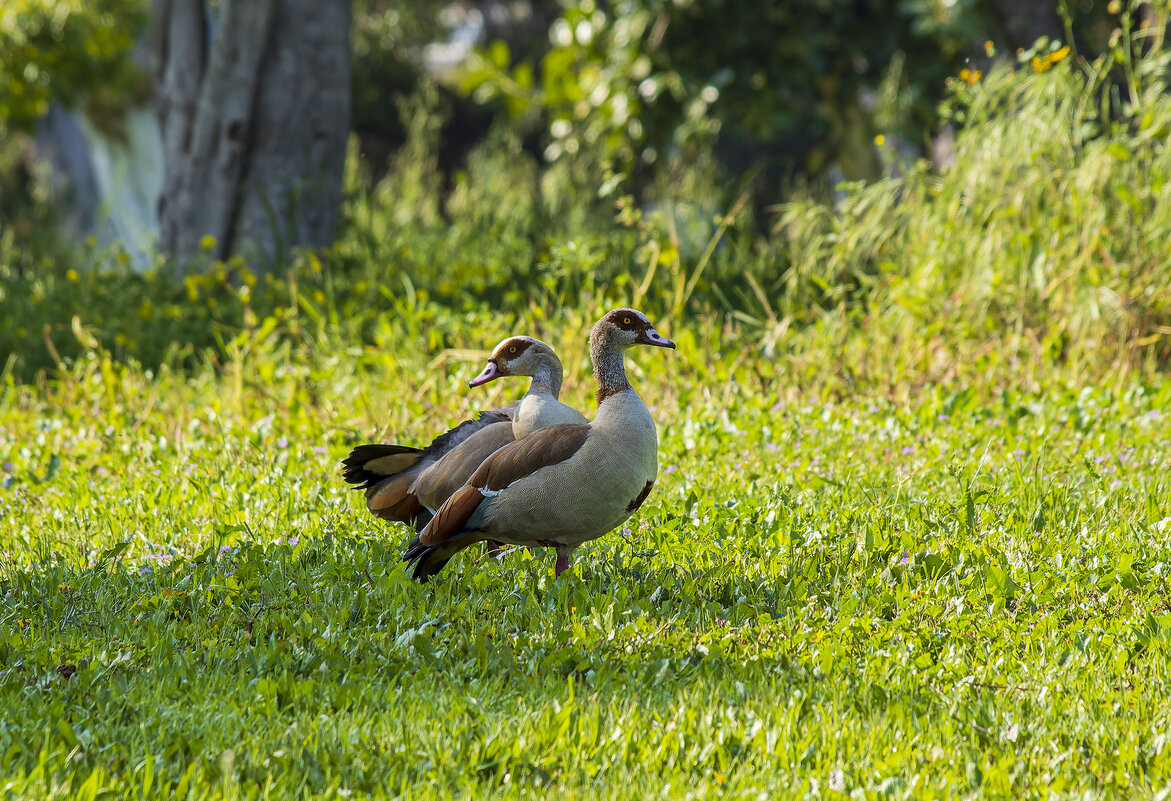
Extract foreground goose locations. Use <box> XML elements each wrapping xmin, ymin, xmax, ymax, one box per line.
<box><xmin>404</xmin><ymin>308</ymin><xmax>675</xmax><ymax>580</ymax></box>
<box><xmin>343</xmin><ymin>337</ymin><xmax>586</xmax><ymax>529</ymax></box>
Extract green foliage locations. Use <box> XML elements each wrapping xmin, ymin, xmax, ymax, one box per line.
<box><xmin>0</xmin><ymin>0</ymin><xmax>148</xmax><ymax>283</ymax></box>
<box><xmin>7</xmin><ymin>20</ymin><xmax>1171</xmax><ymax>386</ymax></box>
<box><xmin>769</xmin><ymin>8</ymin><xmax>1171</xmax><ymax>382</ymax></box>
<box><xmin>0</xmin><ymin>131</ymin><xmax>73</xmax><ymax>278</ymax></box>
<box><xmin>350</xmin><ymin>0</ymin><xmax>451</xmax><ymax>140</ymax></box>
<box><xmin>461</xmin><ymin>0</ymin><xmax>989</xmax><ymax>174</ymax></box>
<box><xmin>0</xmin><ymin>0</ymin><xmax>148</xmax><ymax>135</ymax></box>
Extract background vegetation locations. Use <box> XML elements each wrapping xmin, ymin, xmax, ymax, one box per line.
<box><xmin>2</xmin><ymin>0</ymin><xmax>1171</xmax><ymax>797</ymax></box>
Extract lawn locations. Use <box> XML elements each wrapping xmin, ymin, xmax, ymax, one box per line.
<box><xmin>2</xmin><ymin>309</ymin><xmax>1170</xmax><ymax>799</ymax></box>
<box><xmin>4</xmin><ymin>21</ymin><xmax>1171</xmax><ymax>797</ymax></box>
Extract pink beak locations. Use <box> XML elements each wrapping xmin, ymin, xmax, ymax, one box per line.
<box><xmin>469</xmin><ymin>360</ymin><xmax>501</xmax><ymax>387</ymax></box>
<box><xmin>637</xmin><ymin>326</ymin><xmax>676</xmax><ymax>349</ymax></box>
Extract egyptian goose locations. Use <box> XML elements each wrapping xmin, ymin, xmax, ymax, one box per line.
<box><xmin>403</xmin><ymin>308</ymin><xmax>675</xmax><ymax>580</ymax></box>
<box><xmin>342</xmin><ymin>337</ymin><xmax>585</xmax><ymax>529</ymax></box>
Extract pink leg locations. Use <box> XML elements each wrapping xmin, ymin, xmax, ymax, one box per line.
<box><xmin>536</xmin><ymin>541</ymin><xmax>574</xmax><ymax>576</ymax></box>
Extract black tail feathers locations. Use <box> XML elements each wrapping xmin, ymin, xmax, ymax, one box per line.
<box><xmin>403</xmin><ymin>536</ymin><xmax>451</xmax><ymax>582</ymax></box>
<box><xmin>341</xmin><ymin>444</ymin><xmax>422</xmax><ymax>490</ymax></box>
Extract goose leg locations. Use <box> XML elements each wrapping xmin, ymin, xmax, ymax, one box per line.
<box><xmin>554</xmin><ymin>545</ymin><xmax>576</xmax><ymax>577</ymax></box>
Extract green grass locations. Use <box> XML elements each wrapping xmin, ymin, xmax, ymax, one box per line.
<box><xmin>2</xmin><ymin>314</ymin><xmax>1171</xmax><ymax>798</ymax></box>
<box><xmin>5</xmin><ymin>19</ymin><xmax>1171</xmax><ymax>799</ymax></box>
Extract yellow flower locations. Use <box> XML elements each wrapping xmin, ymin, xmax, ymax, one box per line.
<box><xmin>874</xmin><ymin>134</ymin><xmax>886</xmax><ymax>147</ymax></box>
<box><xmin>199</xmin><ymin>234</ymin><xmax>218</xmax><ymax>251</ymax></box>
<box><xmin>240</xmin><ymin>267</ymin><xmax>257</xmax><ymax>288</ymax></box>
<box><xmin>960</xmin><ymin>68</ymin><xmax>982</xmax><ymax>85</ymax></box>
<box><xmin>1107</xmin><ymin>0</ymin><xmax>1122</xmax><ymax>12</ymax></box>
<box><xmin>66</xmin><ymin>269</ymin><xmax>79</xmax><ymax>283</ymax></box>
<box><xmin>984</xmin><ymin>40</ymin><xmax>995</xmax><ymax>57</ymax></box>
<box><xmin>1033</xmin><ymin>45</ymin><xmax>1071</xmax><ymax>73</ymax></box>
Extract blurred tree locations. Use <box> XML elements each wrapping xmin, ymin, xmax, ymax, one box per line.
<box><xmin>153</xmin><ymin>0</ymin><xmax>351</xmax><ymax>268</ymax></box>
<box><xmin>0</xmin><ymin>0</ymin><xmax>149</xmax><ymax>275</ymax></box>
<box><xmin>0</xmin><ymin>0</ymin><xmax>148</xmax><ymax>135</ymax></box>
<box><xmin>349</xmin><ymin>0</ymin><xmax>549</xmax><ymax>182</ymax></box>
<box><xmin>984</xmin><ymin>0</ymin><xmax>1062</xmax><ymax>48</ymax></box>
<box><xmin>461</xmin><ymin>0</ymin><xmax>993</xmax><ymax>193</ymax></box>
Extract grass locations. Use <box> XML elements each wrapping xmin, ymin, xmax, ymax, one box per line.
<box><xmin>2</xmin><ymin>308</ymin><xmax>1171</xmax><ymax>798</ymax></box>
<box><xmin>4</xmin><ymin>19</ymin><xmax>1171</xmax><ymax>799</ymax></box>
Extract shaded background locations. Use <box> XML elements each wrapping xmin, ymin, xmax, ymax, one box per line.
<box><xmin>0</xmin><ymin>0</ymin><xmax>1163</xmax><ymax>378</ymax></box>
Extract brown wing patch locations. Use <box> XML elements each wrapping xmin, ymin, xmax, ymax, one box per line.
<box><xmin>470</xmin><ymin>423</ymin><xmax>591</xmax><ymax>492</ymax></box>
<box><xmin>412</xmin><ymin>420</ymin><xmax>516</xmax><ymax>510</ymax></box>
<box><xmin>372</xmin><ymin>493</ymin><xmax>423</xmax><ymax>523</ymax></box>
<box><xmin>625</xmin><ymin>479</ymin><xmax>655</xmax><ymax>514</ymax></box>
<box><xmin>420</xmin><ymin>484</ymin><xmax>486</xmax><ymax>545</ymax></box>
<box><xmin>367</xmin><ymin>472</ymin><xmax>420</xmax><ymax>519</ymax></box>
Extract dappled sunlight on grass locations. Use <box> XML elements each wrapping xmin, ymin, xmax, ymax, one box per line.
<box><xmin>3</xmin><ymin>327</ymin><xmax>1171</xmax><ymax>795</ymax></box>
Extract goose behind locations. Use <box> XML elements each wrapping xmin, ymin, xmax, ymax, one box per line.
<box><xmin>404</xmin><ymin>308</ymin><xmax>674</xmax><ymax>580</ymax></box>
<box><xmin>342</xmin><ymin>336</ymin><xmax>585</xmax><ymax>530</ymax></box>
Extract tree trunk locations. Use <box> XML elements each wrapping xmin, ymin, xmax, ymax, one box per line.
<box><xmin>154</xmin><ymin>0</ymin><xmax>351</xmax><ymax>269</ymax></box>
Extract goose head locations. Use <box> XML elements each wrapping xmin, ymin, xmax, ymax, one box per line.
<box><xmin>590</xmin><ymin>308</ymin><xmax>676</xmax><ymax>352</ymax></box>
<box><xmin>469</xmin><ymin>336</ymin><xmax>561</xmax><ymax>387</ymax></box>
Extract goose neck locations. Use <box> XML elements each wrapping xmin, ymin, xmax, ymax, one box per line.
<box><xmin>525</xmin><ymin>360</ymin><xmax>563</xmax><ymax>398</ymax></box>
<box><xmin>591</xmin><ymin>339</ymin><xmax>631</xmax><ymax>405</ymax></box>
